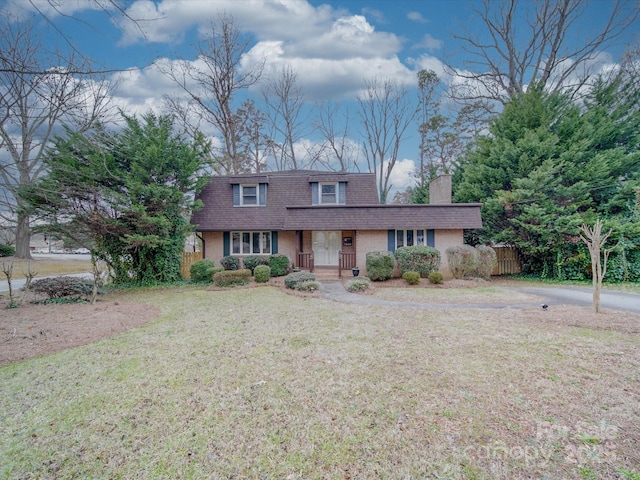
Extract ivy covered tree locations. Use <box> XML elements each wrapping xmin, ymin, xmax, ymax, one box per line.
<box><xmin>454</xmin><ymin>69</ymin><xmax>640</xmax><ymax>279</ymax></box>
<box><xmin>23</xmin><ymin>112</ymin><xmax>210</xmax><ymax>285</ymax></box>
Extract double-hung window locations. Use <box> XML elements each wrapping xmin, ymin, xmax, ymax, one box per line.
<box><xmin>312</xmin><ymin>181</ymin><xmax>346</xmax><ymax>205</ymax></box>
<box><xmin>321</xmin><ymin>183</ymin><xmax>336</xmax><ymax>203</ymax></box>
<box><xmin>241</xmin><ymin>185</ymin><xmax>257</xmax><ymax>205</ymax></box>
<box><xmin>233</xmin><ymin>183</ymin><xmax>267</xmax><ymax>206</ymax></box>
<box><xmin>232</xmin><ymin>231</ymin><xmax>272</xmax><ymax>255</ymax></box>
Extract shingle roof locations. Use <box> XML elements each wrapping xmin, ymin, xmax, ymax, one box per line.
<box><xmin>282</xmin><ymin>204</ymin><xmax>482</xmax><ymax>230</ymax></box>
<box><xmin>191</xmin><ymin>170</ymin><xmax>482</xmax><ymax>231</ymax></box>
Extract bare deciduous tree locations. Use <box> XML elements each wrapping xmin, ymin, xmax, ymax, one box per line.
<box><xmin>450</xmin><ymin>0</ymin><xmax>639</xmax><ymax>107</ymax></box>
<box><xmin>163</xmin><ymin>14</ymin><xmax>264</xmax><ymax>175</ymax></box>
<box><xmin>312</xmin><ymin>102</ymin><xmax>360</xmax><ymax>172</ymax></box>
<box><xmin>579</xmin><ymin>219</ymin><xmax>617</xmax><ymax>313</ymax></box>
<box><xmin>0</xmin><ymin>18</ymin><xmax>112</xmax><ymax>258</ymax></box>
<box><xmin>357</xmin><ymin>77</ymin><xmax>416</xmax><ymax>203</ymax></box>
<box><xmin>263</xmin><ymin>64</ymin><xmax>307</xmax><ymax>171</ymax></box>
<box><xmin>235</xmin><ymin>99</ymin><xmax>268</xmax><ymax>173</ymax></box>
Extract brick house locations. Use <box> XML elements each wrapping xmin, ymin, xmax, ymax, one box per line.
<box><xmin>191</xmin><ymin>170</ymin><xmax>482</xmax><ymax>277</ymax></box>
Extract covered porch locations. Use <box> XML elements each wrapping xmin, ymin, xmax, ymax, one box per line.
<box><xmin>295</xmin><ymin>230</ymin><xmax>357</xmax><ymax>278</ymax></box>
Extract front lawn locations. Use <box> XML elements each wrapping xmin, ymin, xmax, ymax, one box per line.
<box><xmin>1</xmin><ymin>286</ymin><xmax>639</xmax><ymax>479</ymax></box>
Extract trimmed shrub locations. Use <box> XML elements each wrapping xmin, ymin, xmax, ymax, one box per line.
<box><xmin>366</xmin><ymin>251</ymin><xmax>395</xmax><ymax>281</ymax></box>
<box><xmin>31</xmin><ymin>276</ymin><xmax>94</xmax><ymax>299</ymax></box>
<box><xmin>394</xmin><ymin>245</ymin><xmax>441</xmax><ymax>277</ymax></box>
<box><xmin>475</xmin><ymin>245</ymin><xmax>497</xmax><ymax>280</ymax></box>
<box><xmin>220</xmin><ymin>255</ymin><xmax>240</xmax><ymax>270</ymax></box>
<box><xmin>428</xmin><ymin>271</ymin><xmax>444</xmax><ymax>284</ymax></box>
<box><xmin>402</xmin><ymin>271</ymin><xmax>420</xmax><ymax>285</ymax></box>
<box><xmin>0</xmin><ymin>243</ymin><xmax>15</xmax><ymax>257</ymax></box>
<box><xmin>243</xmin><ymin>255</ymin><xmax>270</xmax><ymax>273</ymax></box>
<box><xmin>269</xmin><ymin>254</ymin><xmax>290</xmax><ymax>277</ymax></box>
<box><xmin>295</xmin><ymin>280</ymin><xmax>320</xmax><ymax>292</ymax></box>
<box><xmin>284</xmin><ymin>271</ymin><xmax>316</xmax><ymax>289</ymax></box>
<box><xmin>254</xmin><ymin>264</ymin><xmax>271</xmax><ymax>283</ymax></box>
<box><xmin>446</xmin><ymin>244</ymin><xmax>478</xmax><ymax>279</ymax></box>
<box><xmin>345</xmin><ymin>277</ymin><xmax>371</xmax><ymax>292</ymax></box>
<box><xmin>213</xmin><ymin>268</ymin><xmax>251</xmax><ymax>287</ymax></box>
<box><xmin>189</xmin><ymin>259</ymin><xmax>216</xmax><ymax>283</ymax></box>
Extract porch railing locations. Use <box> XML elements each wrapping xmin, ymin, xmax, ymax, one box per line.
<box><xmin>339</xmin><ymin>250</ymin><xmax>356</xmax><ymax>272</ymax></box>
<box><xmin>297</xmin><ymin>251</ymin><xmax>314</xmax><ymax>272</ymax></box>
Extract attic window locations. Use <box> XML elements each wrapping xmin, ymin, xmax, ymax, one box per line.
<box><xmin>312</xmin><ymin>181</ymin><xmax>346</xmax><ymax>205</ymax></box>
<box><xmin>233</xmin><ymin>183</ymin><xmax>267</xmax><ymax>206</ymax></box>
<box><xmin>241</xmin><ymin>184</ymin><xmax>257</xmax><ymax>205</ymax></box>
<box><xmin>321</xmin><ymin>183</ymin><xmax>337</xmax><ymax>203</ymax></box>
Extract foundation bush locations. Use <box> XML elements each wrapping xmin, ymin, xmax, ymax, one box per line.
<box><xmin>269</xmin><ymin>254</ymin><xmax>290</xmax><ymax>277</ymax></box>
<box><xmin>394</xmin><ymin>245</ymin><xmax>441</xmax><ymax>277</ymax></box>
<box><xmin>366</xmin><ymin>251</ymin><xmax>395</xmax><ymax>281</ymax></box>
<box><xmin>220</xmin><ymin>255</ymin><xmax>240</xmax><ymax>270</ymax></box>
<box><xmin>213</xmin><ymin>268</ymin><xmax>251</xmax><ymax>286</ymax></box>
<box><xmin>402</xmin><ymin>271</ymin><xmax>420</xmax><ymax>285</ymax></box>
<box><xmin>254</xmin><ymin>265</ymin><xmax>271</xmax><ymax>283</ymax></box>
<box><xmin>284</xmin><ymin>271</ymin><xmax>316</xmax><ymax>289</ymax></box>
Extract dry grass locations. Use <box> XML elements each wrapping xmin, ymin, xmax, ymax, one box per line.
<box><xmin>1</xmin><ymin>286</ymin><xmax>639</xmax><ymax>479</ymax></box>
<box><xmin>0</xmin><ymin>255</ymin><xmax>92</xmax><ymax>280</ymax></box>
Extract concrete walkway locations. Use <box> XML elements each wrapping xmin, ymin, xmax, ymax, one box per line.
<box><xmin>319</xmin><ymin>281</ymin><xmax>640</xmax><ymax>313</ymax></box>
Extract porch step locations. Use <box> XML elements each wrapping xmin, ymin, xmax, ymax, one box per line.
<box><xmin>304</xmin><ymin>268</ymin><xmax>354</xmax><ymax>281</ymax></box>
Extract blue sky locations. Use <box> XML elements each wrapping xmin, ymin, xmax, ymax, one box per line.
<box><xmin>3</xmin><ymin>0</ymin><xmax>639</xmax><ymax>196</ymax></box>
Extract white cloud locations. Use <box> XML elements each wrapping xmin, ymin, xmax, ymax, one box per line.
<box><xmin>385</xmin><ymin>158</ymin><xmax>416</xmax><ymax>193</ymax></box>
<box><xmin>407</xmin><ymin>11</ymin><xmax>426</xmax><ymax>23</ymax></box>
<box><xmin>3</xmin><ymin>0</ymin><xmax>112</xmax><ymax>20</ymax></box>
<box><xmin>413</xmin><ymin>33</ymin><xmax>443</xmax><ymax>52</ymax></box>
<box><xmin>115</xmin><ymin>0</ymin><xmax>411</xmax><ymax>103</ymax></box>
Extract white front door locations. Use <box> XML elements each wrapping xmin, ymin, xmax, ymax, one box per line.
<box><xmin>312</xmin><ymin>231</ymin><xmax>340</xmax><ymax>266</ymax></box>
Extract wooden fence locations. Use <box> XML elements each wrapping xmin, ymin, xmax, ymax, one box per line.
<box><xmin>181</xmin><ymin>251</ymin><xmax>203</xmax><ymax>279</ymax></box>
<box><xmin>492</xmin><ymin>246</ymin><xmax>522</xmax><ymax>275</ymax></box>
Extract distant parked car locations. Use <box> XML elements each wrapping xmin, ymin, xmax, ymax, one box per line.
<box><xmin>73</xmin><ymin>248</ymin><xmax>90</xmax><ymax>254</ymax></box>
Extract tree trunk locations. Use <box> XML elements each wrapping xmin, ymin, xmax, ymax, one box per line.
<box><xmin>14</xmin><ymin>212</ymin><xmax>31</xmax><ymax>259</ymax></box>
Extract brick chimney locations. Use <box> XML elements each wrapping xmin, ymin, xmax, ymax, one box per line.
<box><xmin>429</xmin><ymin>174</ymin><xmax>452</xmax><ymax>204</ymax></box>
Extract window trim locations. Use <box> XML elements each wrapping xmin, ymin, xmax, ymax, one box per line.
<box><xmin>233</xmin><ymin>183</ymin><xmax>266</xmax><ymax>207</ymax></box>
<box><xmin>240</xmin><ymin>184</ymin><xmax>258</xmax><ymax>206</ymax></box>
<box><xmin>231</xmin><ymin>231</ymin><xmax>272</xmax><ymax>255</ymax></box>
<box><xmin>394</xmin><ymin>229</ymin><xmax>434</xmax><ymax>249</ymax></box>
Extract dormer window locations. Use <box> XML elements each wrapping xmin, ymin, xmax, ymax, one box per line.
<box><xmin>312</xmin><ymin>181</ymin><xmax>346</xmax><ymax>205</ymax></box>
<box><xmin>233</xmin><ymin>183</ymin><xmax>267</xmax><ymax>206</ymax></box>
<box><xmin>241</xmin><ymin>184</ymin><xmax>257</xmax><ymax>205</ymax></box>
<box><xmin>321</xmin><ymin>183</ymin><xmax>336</xmax><ymax>203</ymax></box>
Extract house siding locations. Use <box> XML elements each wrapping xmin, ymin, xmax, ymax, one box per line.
<box><xmin>434</xmin><ymin>229</ymin><xmax>464</xmax><ymax>276</ymax></box>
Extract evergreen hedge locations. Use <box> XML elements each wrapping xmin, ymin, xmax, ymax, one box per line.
<box><xmin>365</xmin><ymin>251</ymin><xmax>395</xmax><ymax>281</ymax></box>
<box><xmin>394</xmin><ymin>245</ymin><xmax>441</xmax><ymax>277</ymax></box>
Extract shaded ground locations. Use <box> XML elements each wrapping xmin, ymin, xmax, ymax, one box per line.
<box><xmin>2</xmin><ymin>277</ymin><xmax>639</xmax><ymax>366</ymax></box>
<box><xmin>0</xmin><ymin>299</ymin><xmax>159</xmax><ymax>365</ymax></box>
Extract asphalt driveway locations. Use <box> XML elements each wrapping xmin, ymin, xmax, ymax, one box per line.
<box><xmin>320</xmin><ymin>282</ymin><xmax>640</xmax><ymax>313</ymax></box>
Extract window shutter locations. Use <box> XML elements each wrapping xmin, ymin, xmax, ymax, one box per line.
<box><xmin>232</xmin><ymin>184</ymin><xmax>240</xmax><ymax>206</ymax></box>
<box><xmin>427</xmin><ymin>229</ymin><xmax>435</xmax><ymax>247</ymax></box>
<box><xmin>272</xmin><ymin>231</ymin><xmax>278</xmax><ymax>253</ymax></box>
<box><xmin>387</xmin><ymin>230</ymin><xmax>395</xmax><ymax>252</ymax></box>
<box><xmin>258</xmin><ymin>183</ymin><xmax>267</xmax><ymax>206</ymax></box>
<box><xmin>223</xmin><ymin>232</ymin><xmax>230</xmax><ymax>256</ymax></box>
<box><xmin>311</xmin><ymin>182</ymin><xmax>319</xmax><ymax>205</ymax></box>
<box><xmin>338</xmin><ymin>182</ymin><xmax>346</xmax><ymax>204</ymax></box>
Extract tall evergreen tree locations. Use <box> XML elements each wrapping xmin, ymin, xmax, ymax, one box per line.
<box><xmin>24</xmin><ymin>112</ymin><xmax>210</xmax><ymax>285</ymax></box>
<box><xmin>454</xmin><ymin>75</ymin><xmax>640</xmax><ymax>278</ymax></box>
